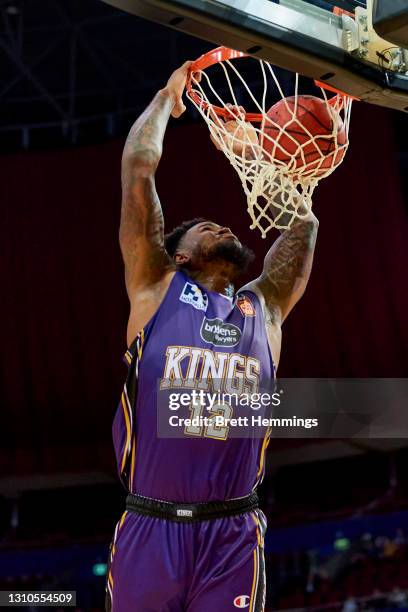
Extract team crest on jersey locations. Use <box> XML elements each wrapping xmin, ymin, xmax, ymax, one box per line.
<box><xmin>233</xmin><ymin>595</ymin><xmax>250</xmax><ymax>608</ymax></box>
<box><xmin>200</xmin><ymin>317</ymin><xmax>241</xmax><ymax>348</ymax></box>
<box><xmin>179</xmin><ymin>282</ymin><xmax>208</xmax><ymax>312</ymax></box>
<box><xmin>236</xmin><ymin>295</ymin><xmax>256</xmax><ymax>317</ymax></box>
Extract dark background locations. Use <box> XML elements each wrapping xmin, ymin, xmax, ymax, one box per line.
<box><xmin>1</xmin><ymin>0</ymin><xmax>408</xmax><ymax>610</ymax></box>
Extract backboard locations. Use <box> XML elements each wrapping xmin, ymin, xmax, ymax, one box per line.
<box><xmin>101</xmin><ymin>0</ymin><xmax>408</xmax><ymax>112</ymax></box>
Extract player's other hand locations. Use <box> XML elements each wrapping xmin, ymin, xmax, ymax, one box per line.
<box><xmin>164</xmin><ymin>60</ymin><xmax>193</xmax><ymax>119</ymax></box>
<box><xmin>209</xmin><ymin>103</ymin><xmax>259</xmax><ymax>159</ymax></box>
<box><xmin>224</xmin><ymin>103</ymin><xmax>246</xmax><ymax>121</ymax></box>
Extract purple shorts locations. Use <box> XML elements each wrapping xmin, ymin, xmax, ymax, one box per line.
<box><xmin>106</xmin><ymin>509</ymin><xmax>266</xmax><ymax>611</ymax></box>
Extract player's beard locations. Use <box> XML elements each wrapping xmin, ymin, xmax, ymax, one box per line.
<box><xmin>204</xmin><ymin>240</ymin><xmax>255</xmax><ymax>273</ymax></box>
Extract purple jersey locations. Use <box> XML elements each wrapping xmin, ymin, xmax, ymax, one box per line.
<box><xmin>112</xmin><ymin>270</ymin><xmax>274</xmax><ymax>503</ymax></box>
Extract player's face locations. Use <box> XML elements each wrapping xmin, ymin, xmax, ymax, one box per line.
<box><xmin>189</xmin><ymin>221</ymin><xmax>242</xmax><ymax>255</ymax></box>
<box><xmin>178</xmin><ymin>221</ymin><xmax>254</xmax><ymax>273</ymax></box>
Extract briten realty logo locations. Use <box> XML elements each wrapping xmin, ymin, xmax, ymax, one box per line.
<box><xmin>200</xmin><ymin>317</ymin><xmax>242</xmax><ymax>347</ymax></box>
<box><xmin>233</xmin><ymin>595</ymin><xmax>250</xmax><ymax>608</ymax></box>
<box><xmin>179</xmin><ymin>282</ymin><xmax>208</xmax><ymax>312</ymax></box>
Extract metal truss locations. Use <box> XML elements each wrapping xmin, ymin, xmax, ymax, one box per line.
<box><xmin>0</xmin><ymin>0</ymin><xmax>208</xmax><ymax>150</ymax></box>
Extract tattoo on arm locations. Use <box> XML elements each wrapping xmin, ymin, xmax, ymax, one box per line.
<box><xmin>120</xmin><ymin>173</ymin><xmax>168</xmax><ymax>270</ymax></box>
<box><xmin>258</xmin><ymin>216</ymin><xmax>318</xmax><ymax>322</ymax></box>
<box><xmin>119</xmin><ymin>90</ymin><xmax>175</xmax><ymax>287</ymax></box>
<box><xmin>123</xmin><ymin>90</ymin><xmax>174</xmax><ymax>166</ymax></box>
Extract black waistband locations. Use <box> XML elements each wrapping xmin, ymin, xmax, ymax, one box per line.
<box><xmin>125</xmin><ymin>492</ymin><xmax>259</xmax><ymax>523</ymax></box>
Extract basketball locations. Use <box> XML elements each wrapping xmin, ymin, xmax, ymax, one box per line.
<box><xmin>262</xmin><ymin>95</ymin><xmax>347</xmax><ymax>174</ymax></box>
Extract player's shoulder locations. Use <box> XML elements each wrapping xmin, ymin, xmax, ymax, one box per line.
<box><xmin>238</xmin><ymin>280</ymin><xmax>282</xmax><ymax>328</ymax></box>
<box><xmin>237</xmin><ymin>280</ymin><xmax>262</xmax><ymax>304</ymax></box>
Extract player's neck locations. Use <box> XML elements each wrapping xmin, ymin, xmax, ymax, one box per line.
<box><xmin>189</xmin><ymin>265</ymin><xmax>235</xmax><ymax>297</ymax></box>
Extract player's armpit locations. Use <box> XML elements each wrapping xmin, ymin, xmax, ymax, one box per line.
<box><xmin>251</xmin><ymin>213</ymin><xmax>319</xmax><ymax>324</ymax></box>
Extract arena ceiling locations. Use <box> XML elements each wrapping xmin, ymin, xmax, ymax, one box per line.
<box><xmin>0</xmin><ymin>0</ymin><xmax>210</xmax><ymax>150</ymax></box>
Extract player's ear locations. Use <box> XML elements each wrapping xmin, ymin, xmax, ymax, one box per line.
<box><xmin>174</xmin><ymin>251</ymin><xmax>190</xmax><ymax>265</ymax></box>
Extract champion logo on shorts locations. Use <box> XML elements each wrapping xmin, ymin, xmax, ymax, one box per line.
<box><xmin>233</xmin><ymin>595</ymin><xmax>250</xmax><ymax>608</ymax></box>
<box><xmin>179</xmin><ymin>282</ymin><xmax>208</xmax><ymax>312</ymax></box>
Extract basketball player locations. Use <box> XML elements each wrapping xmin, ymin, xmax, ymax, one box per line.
<box><xmin>106</xmin><ymin>61</ymin><xmax>318</xmax><ymax>611</ymax></box>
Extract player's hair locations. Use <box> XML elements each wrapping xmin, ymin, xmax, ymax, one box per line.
<box><xmin>165</xmin><ymin>218</ymin><xmax>207</xmax><ymax>257</ymax></box>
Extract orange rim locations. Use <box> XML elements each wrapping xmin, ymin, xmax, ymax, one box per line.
<box><xmin>186</xmin><ymin>47</ymin><xmax>264</xmax><ymax>122</ymax></box>
<box><xmin>188</xmin><ymin>46</ymin><xmax>248</xmax><ymax>73</ymax></box>
<box><xmin>187</xmin><ymin>46</ymin><xmax>356</xmax><ymax>122</ymax></box>
<box><xmin>314</xmin><ymin>80</ymin><xmax>360</xmax><ymax>102</ymax></box>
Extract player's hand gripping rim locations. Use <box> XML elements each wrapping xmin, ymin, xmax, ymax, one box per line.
<box><xmin>164</xmin><ymin>61</ymin><xmax>201</xmax><ymax>119</ymax></box>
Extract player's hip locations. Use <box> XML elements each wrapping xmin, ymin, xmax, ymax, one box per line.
<box><xmin>107</xmin><ymin>493</ymin><xmax>267</xmax><ymax>565</ymax></box>
<box><xmin>106</xmin><ymin>504</ymin><xmax>267</xmax><ymax>611</ymax></box>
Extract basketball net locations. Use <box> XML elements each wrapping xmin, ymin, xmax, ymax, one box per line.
<box><xmin>186</xmin><ymin>48</ymin><xmax>353</xmax><ymax>238</ymax></box>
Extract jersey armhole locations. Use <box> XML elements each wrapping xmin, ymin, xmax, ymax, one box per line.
<box><xmin>238</xmin><ymin>287</ymin><xmax>277</xmax><ymax>377</ymax></box>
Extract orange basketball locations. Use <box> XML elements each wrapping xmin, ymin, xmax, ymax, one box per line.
<box><xmin>262</xmin><ymin>95</ymin><xmax>347</xmax><ymax>174</ymax></box>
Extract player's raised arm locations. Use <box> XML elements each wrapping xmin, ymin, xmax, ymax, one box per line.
<box><xmin>119</xmin><ymin>61</ymin><xmax>191</xmax><ymax>297</ymax></box>
<box><xmin>250</xmin><ymin>208</ymin><xmax>319</xmax><ymax>325</ymax></box>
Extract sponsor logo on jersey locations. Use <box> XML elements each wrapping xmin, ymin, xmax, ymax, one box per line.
<box><xmin>200</xmin><ymin>317</ymin><xmax>242</xmax><ymax>348</ymax></box>
<box><xmin>233</xmin><ymin>595</ymin><xmax>250</xmax><ymax>608</ymax></box>
<box><xmin>179</xmin><ymin>282</ymin><xmax>208</xmax><ymax>312</ymax></box>
<box><xmin>236</xmin><ymin>295</ymin><xmax>256</xmax><ymax>317</ymax></box>
<box><xmin>177</xmin><ymin>508</ymin><xmax>193</xmax><ymax>517</ymax></box>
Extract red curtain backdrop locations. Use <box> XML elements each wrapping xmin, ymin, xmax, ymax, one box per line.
<box><xmin>1</xmin><ymin>103</ymin><xmax>407</xmax><ymax>475</ymax></box>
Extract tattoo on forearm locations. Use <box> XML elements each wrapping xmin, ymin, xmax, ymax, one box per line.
<box><xmin>260</xmin><ymin>218</ymin><xmax>318</xmax><ymax>310</ymax></box>
<box><xmin>124</xmin><ymin>91</ymin><xmax>173</xmax><ymax>163</ymax></box>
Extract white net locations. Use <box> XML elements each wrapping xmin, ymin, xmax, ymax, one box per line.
<box><xmin>187</xmin><ymin>50</ymin><xmax>353</xmax><ymax>238</ymax></box>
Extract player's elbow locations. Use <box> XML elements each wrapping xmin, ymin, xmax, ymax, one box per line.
<box><xmin>291</xmin><ymin>214</ymin><xmax>319</xmax><ymax>248</ymax></box>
